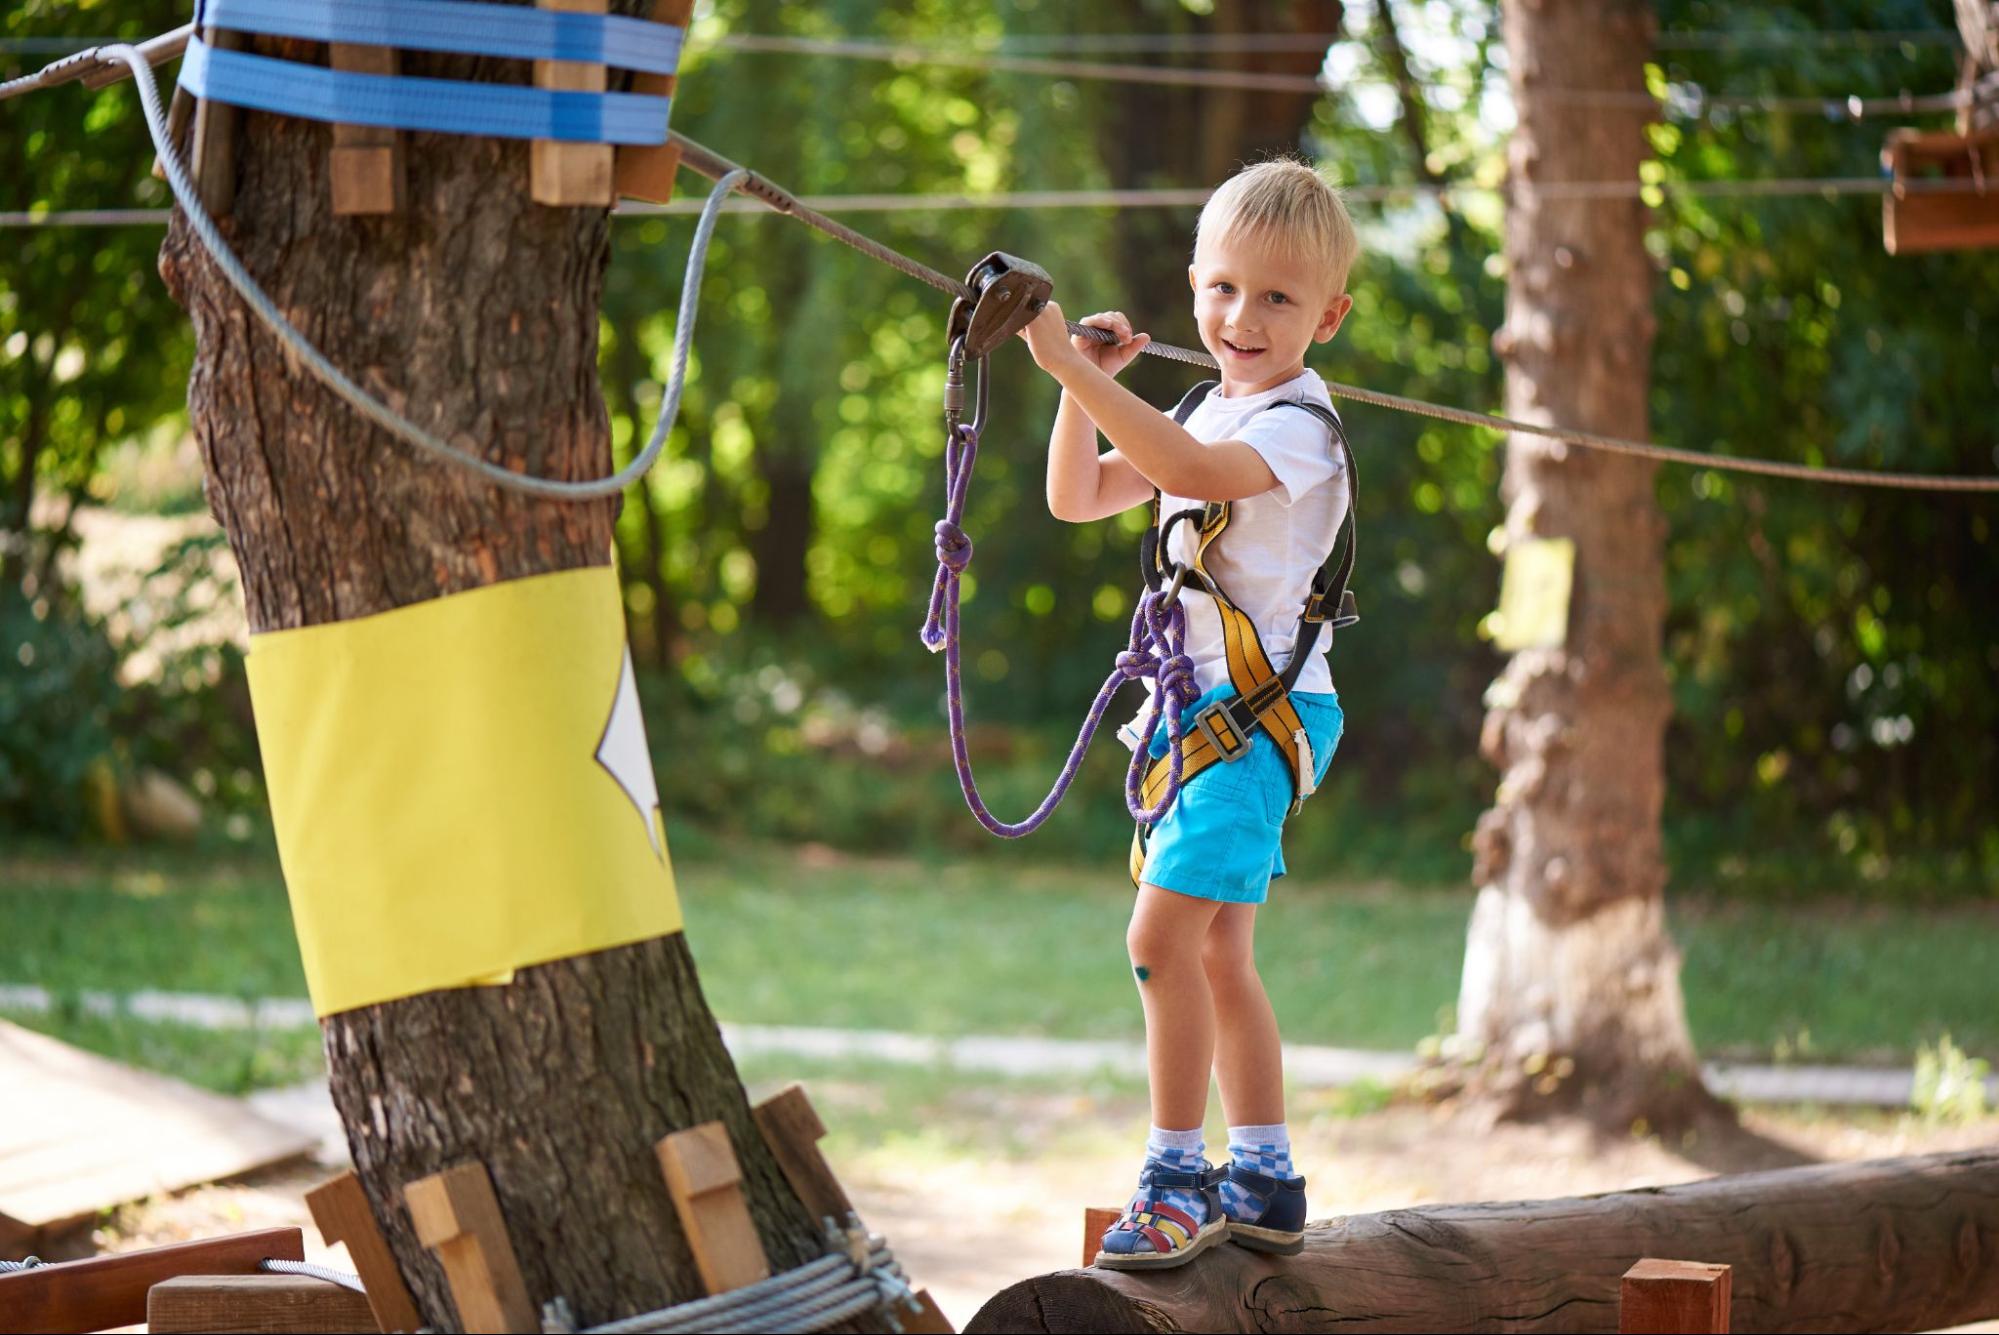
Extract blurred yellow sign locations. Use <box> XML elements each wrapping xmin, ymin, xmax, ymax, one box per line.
<box><xmin>1491</xmin><ymin>537</ymin><xmax>1574</xmax><ymax>651</ymax></box>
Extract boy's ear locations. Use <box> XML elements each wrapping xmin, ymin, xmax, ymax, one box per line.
<box><xmin>1315</xmin><ymin>293</ymin><xmax>1355</xmax><ymax>344</ymax></box>
<box><xmin>1187</xmin><ymin>264</ymin><xmax>1198</xmax><ymax>293</ymax></box>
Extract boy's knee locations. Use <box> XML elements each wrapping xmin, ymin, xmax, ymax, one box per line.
<box><xmin>1126</xmin><ymin>914</ymin><xmax>1194</xmax><ymax>975</ymax></box>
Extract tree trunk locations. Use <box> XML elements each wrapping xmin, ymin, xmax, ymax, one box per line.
<box><xmin>967</xmin><ymin>1148</ymin><xmax>1999</xmax><ymax>1334</ymax></box>
<box><xmin>157</xmin><ymin>32</ymin><xmax>826</xmax><ymax>1330</ymax></box>
<box><xmin>1456</xmin><ymin>0</ymin><xmax>1708</xmax><ymax>1129</ymax></box>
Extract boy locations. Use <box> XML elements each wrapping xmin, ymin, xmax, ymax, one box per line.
<box><xmin>1018</xmin><ymin>159</ymin><xmax>1357</xmax><ymax>1269</ymax></box>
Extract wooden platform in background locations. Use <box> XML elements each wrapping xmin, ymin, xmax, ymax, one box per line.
<box><xmin>0</xmin><ymin>1020</ymin><xmax>315</xmax><ymax>1253</ymax></box>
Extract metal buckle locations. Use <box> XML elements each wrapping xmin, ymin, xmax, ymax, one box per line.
<box><xmin>1194</xmin><ymin>699</ymin><xmax>1251</xmax><ymax>763</ymax></box>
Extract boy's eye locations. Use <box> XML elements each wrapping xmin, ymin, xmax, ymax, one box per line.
<box><xmin>1268</xmin><ymin>292</ymin><xmax>1290</xmax><ymax>305</ymax></box>
<box><xmin>1214</xmin><ymin>282</ymin><xmax>1236</xmax><ymax>295</ymax></box>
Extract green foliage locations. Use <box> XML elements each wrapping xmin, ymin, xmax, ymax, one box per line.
<box><xmin>1</xmin><ymin>0</ymin><xmax>194</xmax><ymax>575</ymax></box>
<box><xmin>0</xmin><ymin>581</ymin><xmax>122</xmax><ymax>834</ymax></box>
<box><xmin>1910</xmin><ymin>1034</ymin><xmax>1992</xmax><ymax>1124</ymax></box>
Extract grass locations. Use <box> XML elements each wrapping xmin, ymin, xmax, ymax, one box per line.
<box><xmin>1</xmin><ymin>837</ymin><xmax>1994</xmax><ymax>1095</ymax></box>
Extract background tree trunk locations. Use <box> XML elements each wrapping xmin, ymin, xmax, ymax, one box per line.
<box><xmin>1456</xmin><ymin>0</ymin><xmax>1711</xmax><ymax>1128</ymax></box>
<box><xmin>158</xmin><ymin>30</ymin><xmax>827</xmax><ymax>1330</ymax></box>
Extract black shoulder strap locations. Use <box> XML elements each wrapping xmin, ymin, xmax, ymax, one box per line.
<box><xmin>1261</xmin><ymin>400</ymin><xmax>1360</xmax><ymax>690</ymax></box>
<box><xmin>1141</xmin><ymin>381</ymin><xmax>1222</xmax><ymax>591</ymax></box>
<box><xmin>1169</xmin><ymin>380</ymin><xmax>1219</xmax><ymax>426</ymax></box>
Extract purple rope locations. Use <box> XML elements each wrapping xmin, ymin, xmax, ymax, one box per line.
<box><xmin>921</xmin><ymin>422</ymin><xmax>1201</xmax><ymax>837</ymax></box>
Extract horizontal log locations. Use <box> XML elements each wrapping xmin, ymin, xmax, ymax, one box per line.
<box><xmin>0</xmin><ymin>1227</ymin><xmax>303</xmax><ymax>1334</ymax></box>
<box><xmin>967</xmin><ymin>1149</ymin><xmax>1999</xmax><ymax>1334</ymax></box>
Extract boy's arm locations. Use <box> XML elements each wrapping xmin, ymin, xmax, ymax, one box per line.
<box><xmin>1022</xmin><ymin>302</ymin><xmax>1279</xmax><ymax>505</ymax></box>
<box><xmin>1046</xmin><ymin>389</ymin><xmax>1153</xmax><ymax>523</ymax></box>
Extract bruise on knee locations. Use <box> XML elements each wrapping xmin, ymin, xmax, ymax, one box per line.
<box><xmin>1133</xmin><ymin>964</ymin><xmax>1151</xmax><ymax>984</ymax></box>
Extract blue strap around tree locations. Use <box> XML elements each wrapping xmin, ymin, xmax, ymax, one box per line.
<box><xmin>202</xmin><ymin>0</ymin><xmax>684</xmax><ymax>76</ymax></box>
<box><xmin>178</xmin><ymin>35</ymin><xmax>672</xmax><ymax>144</ymax></box>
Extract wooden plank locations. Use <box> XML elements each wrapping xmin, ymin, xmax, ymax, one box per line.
<box><xmin>329</xmin><ymin>44</ymin><xmax>404</xmax><ymax>215</ymax></box>
<box><xmin>405</xmin><ymin>1162</ymin><xmax>536</xmax><ymax>1334</ymax></box>
<box><xmin>0</xmin><ymin>1226</ymin><xmax>303</xmax><ymax>1335</ymax></box>
<box><xmin>1081</xmin><ymin>1207</ymin><xmax>1122</xmax><ymax>1268</ymax></box>
<box><xmin>0</xmin><ymin>1020</ymin><xmax>313</xmax><ymax>1243</ymax></box>
<box><xmin>751</xmin><ymin>1084</ymin><xmax>855</xmax><ymax>1225</ymax></box>
<box><xmin>307</xmin><ymin>1170</ymin><xmax>421</xmax><ymax>1333</ymax></box>
<box><xmin>189</xmin><ymin>27</ymin><xmax>245</xmax><ymax>216</ymax></box>
<box><xmin>1885</xmin><ymin>191</ymin><xmax>1999</xmax><ymax>254</ymax></box>
<box><xmin>904</xmin><ymin>1288</ymin><xmax>959</xmax><ymax>1334</ymax></box>
<box><xmin>655</xmin><ymin>1122</ymin><xmax>771</xmax><ymax>1294</ymax></box>
<box><xmin>1621</xmin><ymin>1258</ymin><xmax>1732</xmax><ymax>1334</ymax></box>
<box><xmin>614</xmin><ymin>0</ymin><xmax>695</xmax><ymax>203</ymax></box>
<box><xmin>531</xmin><ymin>0</ymin><xmax>614</xmax><ymax>206</ymax></box>
<box><xmin>148</xmin><ymin>1273</ymin><xmax>379</xmax><ymax>1333</ymax></box>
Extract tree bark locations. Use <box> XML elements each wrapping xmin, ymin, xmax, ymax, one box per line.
<box><xmin>1455</xmin><ymin>0</ymin><xmax>1707</xmax><ymax>1128</ymax></box>
<box><xmin>966</xmin><ymin>1148</ymin><xmax>1999</xmax><ymax>1334</ymax></box>
<box><xmin>158</xmin><ymin>30</ymin><xmax>827</xmax><ymax>1330</ymax></box>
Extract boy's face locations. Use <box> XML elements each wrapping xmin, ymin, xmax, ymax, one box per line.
<box><xmin>1188</xmin><ymin>231</ymin><xmax>1352</xmax><ymax>396</ymax></box>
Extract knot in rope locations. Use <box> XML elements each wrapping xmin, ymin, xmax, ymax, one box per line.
<box><xmin>1114</xmin><ymin>650</ymin><xmax>1155</xmax><ymax>679</ymax></box>
<box><xmin>932</xmin><ymin>520</ymin><xmax>973</xmax><ymax>571</ymax></box>
<box><xmin>1157</xmin><ymin>652</ymin><xmax>1197</xmax><ymax>697</ymax></box>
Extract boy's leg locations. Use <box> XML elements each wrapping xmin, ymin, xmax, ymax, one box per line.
<box><xmin>1097</xmin><ymin>882</ymin><xmax>1226</xmax><ymax>1268</ymax></box>
<box><xmin>1202</xmin><ymin>903</ymin><xmax>1284</xmax><ymax>1126</ymax></box>
<box><xmin>1203</xmin><ymin>902</ymin><xmax>1308</xmax><ymax>1253</ymax></box>
<box><xmin>1128</xmin><ymin>882</ymin><xmax>1224</xmax><ymax>1129</ymax></box>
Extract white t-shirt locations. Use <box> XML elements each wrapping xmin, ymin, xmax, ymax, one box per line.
<box><xmin>1121</xmin><ymin>368</ymin><xmax>1349</xmax><ymax>748</ymax></box>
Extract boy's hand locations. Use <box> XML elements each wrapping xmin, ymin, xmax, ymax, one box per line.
<box><xmin>1019</xmin><ymin>303</ymin><xmax>1150</xmax><ymax>378</ymax></box>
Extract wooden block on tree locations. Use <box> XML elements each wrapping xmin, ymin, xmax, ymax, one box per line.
<box><xmin>531</xmin><ymin>0</ymin><xmax>614</xmax><ymax>206</ymax></box>
<box><xmin>405</xmin><ymin>1161</ymin><xmax>536</xmax><ymax>1334</ymax></box>
<box><xmin>0</xmin><ymin>1226</ymin><xmax>303</xmax><ymax>1335</ymax></box>
<box><xmin>308</xmin><ymin>1170</ymin><xmax>421</xmax><ymax>1333</ymax></box>
<box><xmin>150</xmin><ymin>85</ymin><xmax>196</xmax><ymax>184</ymax></box>
<box><xmin>330</xmin><ymin>43</ymin><xmax>404</xmax><ymax>215</ymax></box>
<box><xmin>1620</xmin><ymin>1259</ymin><xmax>1732</xmax><ymax>1335</ymax></box>
<box><xmin>656</xmin><ymin>1122</ymin><xmax>771</xmax><ymax>1294</ymax></box>
<box><xmin>1081</xmin><ymin>1207</ymin><xmax>1121</xmax><ymax>1268</ymax></box>
<box><xmin>147</xmin><ymin>1274</ymin><xmax>379</xmax><ymax>1334</ymax></box>
<box><xmin>614</xmin><ymin>0</ymin><xmax>695</xmax><ymax>203</ymax></box>
<box><xmin>189</xmin><ymin>27</ymin><xmax>245</xmax><ymax>217</ymax></box>
<box><xmin>904</xmin><ymin>1288</ymin><xmax>959</xmax><ymax>1333</ymax></box>
<box><xmin>752</xmin><ymin>1083</ymin><xmax>855</xmax><ymax>1225</ymax></box>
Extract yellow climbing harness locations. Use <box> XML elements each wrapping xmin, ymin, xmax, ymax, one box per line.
<box><xmin>1128</xmin><ymin>382</ymin><xmax>1360</xmax><ymax>886</ymax></box>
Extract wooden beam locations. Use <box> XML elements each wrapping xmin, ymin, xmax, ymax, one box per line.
<box><xmin>405</xmin><ymin>1162</ymin><xmax>537</xmax><ymax>1334</ymax></box>
<box><xmin>329</xmin><ymin>44</ymin><xmax>404</xmax><ymax>215</ymax></box>
<box><xmin>307</xmin><ymin>1170</ymin><xmax>421</xmax><ymax>1333</ymax></box>
<box><xmin>1620</xmin><ymin>1259</ymin><xmax>1731</xmax><ymax>1334</ymax></box>
<box><xmin>965</xmin><ymin>1148</ymin><xmax>1999</xmax><ymax>1334</ymax></box>
<box><xmin>0</xmin><ymin>1226</ymin><xmax>303</xmax><ymax>1335</ymax></box>
<box><xmin>531</xmin><ymin>0</ymin><xmax>614</xmax><ymax>206</ymax></box>
<box><xmin>147</xmin><ymin>1273</ymin><xmax>380</xmax><ymax>1334</ymax></box>
<box><xmin>752</xmin><ymin>1083</ymin><xmax>855</xmax><ymax>1225</ymax></box>
<box><xmin>188</xmin><ymin>27</ymin><xmax>244</xmax><ymax>217</ymax></box>
<box><xmin>614</xmin><ymin>0</ymin><xmax>695</xmax><ymax>203</ymax></box>
<box><xmin>656</xmin><ymin>1122</ymin><xmax>771</xmax><ymax>1294</ymax></box>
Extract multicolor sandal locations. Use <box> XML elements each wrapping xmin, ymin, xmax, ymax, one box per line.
<box><xmin>1220</xmin><ymin>1162</ymin><xmax>1307</xmax><ymax>1255</ymax></box>
<box><xmin>1093</xmin><ymin>1160</ymin><xmax>1229</xmax><ymax>1271</ymax></box>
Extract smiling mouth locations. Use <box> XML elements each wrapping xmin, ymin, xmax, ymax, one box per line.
<box><xmin>1222</xmin><ymin>338</ymin><xmax>1265</xmax><ymax>356</ymax></box>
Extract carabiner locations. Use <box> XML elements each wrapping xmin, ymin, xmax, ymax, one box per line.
<box><xmin>944</xmin><ymin>337</ymin><xmax>991</xmax><ymax>437</ymax></box>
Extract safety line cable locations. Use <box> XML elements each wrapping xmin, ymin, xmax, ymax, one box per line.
<box><xmin>16</xmin><ymin>171</ymin><xmax>1999</xmax><ymax>229</ymax></box>
<box><xmin>15</xmin><ymin>49</ymin><xmax>1999</xmax><ymax>497</ymax></box>
<box><xmin>666</xmin><ymin>136</ymin><xmax>1999</xmax><ymax>495</ymax></box>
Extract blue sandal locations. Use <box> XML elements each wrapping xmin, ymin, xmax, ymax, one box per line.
<box><xmin>1220</xmin><ymin>1162</ymin><xmax>1307</xmax><ymax>1254</ymax></box>
<box><xmin>1094</xmin><ymin>1160</ymin><xmax>1229</xmax><ymax>1270</ymax></box>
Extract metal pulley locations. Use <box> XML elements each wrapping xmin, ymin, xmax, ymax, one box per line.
<box><xmin>946</xmin><ymin>251</ymin><xmax>1054</xmax><ymax>361</ymax></box>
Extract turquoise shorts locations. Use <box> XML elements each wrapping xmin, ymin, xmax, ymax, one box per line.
<box><xmin>1137</xmin><ymin>686</ymin><xmax>1343</xmax><ymax>905</ymax></box>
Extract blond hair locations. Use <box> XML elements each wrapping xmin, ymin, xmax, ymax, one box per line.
<box><xmin>1195</xmin><ymin>158</ymin><xmax>1359</xmax><ymax>297</ymax></box>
